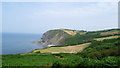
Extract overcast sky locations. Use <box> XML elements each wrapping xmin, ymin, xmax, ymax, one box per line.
<box><xmin>2</xmin><ymin>2</ymin><xmax>118</xmax><ymax>34</ymax></box>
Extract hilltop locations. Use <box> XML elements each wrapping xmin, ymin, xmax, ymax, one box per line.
<box><xmin>28</xmin><ymin>28</ymin><xmax>120</xmax><ymax>54</ymax></box>
<box><xmin>39</xmin><ymin>29</ymin><xmax>119</xmax><ymax>46</ymax></box>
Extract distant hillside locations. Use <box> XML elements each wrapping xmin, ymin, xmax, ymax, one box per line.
<box><xmin>39</xmin><ymin>29</ymin><xmax>120</xmax><ymax>46</ymax></box>
<box><xmin>27</xmin><ymin>28</ymin><xmax>120</xmax><ymax>54</ymax></box>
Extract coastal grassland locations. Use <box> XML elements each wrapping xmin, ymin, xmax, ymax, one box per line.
<box><xmin>63</xmin><ymin>30</ymin><xmax>77</xmax><ymax>36</ymax></box>
<box><xmin>52</xmin><ymin>56</ymin><xmax>119</xmax><ymax>67</ymax></box>
<box><xmin>77</xmin><ymin>38</ymin><xmax>120</xmax><ymax>59</ymax></box>
<box><xmin>29</xmin><ymin>43</ymin><xmax>90</xmax><ymax>54</ymax></box>
<box><xmin>2</xmin><ymin>53</ymin><xmax>59</xmax><ymax>66</ymax></box>
<box><xmin>52</xmin><ymin>38</ymin><xmax>120</xmax><ymax>67</ymax></box>
<box><xmin>2</xmin><ymin>38</ymin><xmax>120</xmax><ymax>67</ymax></box>
<box><xmin>60</xmin><ymin>29</ymin><xmax>120</xmax><ymax>46</ymax></box>
<box><xmin>94</xmin><ymin>35</ymin><xmax>119</xmax><ymax>41</ymax></box>
<box><xmin>100</xmin><ymin>30</ymin><xmax>119</xmax><ymax>36</ymax></box>
<box><xmin>30</xmin><ymin>35</ymin><xmax>119</xmax><ymax>54</ymax></box>
<box><xmin>2</xmin><ymin>29</ymin><xmax>120</xmax><ymax>67</ymax></box>
<box><xmin>2</xmin><ymin>53</ymin><xmax>119</xmax><ymax>67</ymax></box>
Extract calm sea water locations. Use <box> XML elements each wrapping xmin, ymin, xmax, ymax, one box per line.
<box><xmin>2</xmin><ymin>33</ymin><xmax>44</xmax><ymax>54</ymax></box>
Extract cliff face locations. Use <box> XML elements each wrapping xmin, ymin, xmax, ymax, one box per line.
<box><xmin>40</xmin><ymin>29</ymin><xmax>71</xmax><ymax>46</ymax></box>
<box><xmin>39</xmin><ymin>29</ymin><xmax>119</xmax><ymax>46</ymax></box>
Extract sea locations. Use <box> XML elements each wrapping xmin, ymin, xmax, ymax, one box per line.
<box><xmin>1</xmin><ymin>33</ymin><xmax>44</xmax><ymax>54</ymax></box>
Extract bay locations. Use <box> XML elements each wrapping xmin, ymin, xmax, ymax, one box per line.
<box><xmin>2</xmin><ymin>33</ymin><xmax>44</xmax><ymax>54</ymax></box>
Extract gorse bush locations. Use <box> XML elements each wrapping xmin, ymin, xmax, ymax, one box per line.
<box><xmin>3</xmin><ymin>53</ymin><xmax>119</xmax><ymax>67</ymax></box>
<box><xmin>52</xmin><ymin>56</ymin><xmax>119</xmax><ymax>67</ymax></box>
<box><xmin>102</xmin><ymin>56</ymin><xmax>119</xmax><ymax>66</ymax></box>
<box><xmin>77</xmin><ymin>38</ymin><xmax>120</xmax><ymax>59</ymax></box>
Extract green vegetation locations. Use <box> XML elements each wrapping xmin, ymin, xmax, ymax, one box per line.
<box><xmin>2</xmin><ymin>29</ymin><xmax>120</xmax><ymax>67</ymax></box>
<box><xmin>2</xmin><ymin>38</ymin><xmax>120</xmax><ymax>67</ymax></box>
<box><xmin>94</xmin><ymin>35</ymin><xmax>119</xmax><ymax>41</ymax></box>
<box><xmin>2</xmin><ymin>54</ymin><xmax>58</xmax><ymax>66</ymax></box>
<box><xmin>61</xmin><ymin>32</ymin><xmax>99</xmax><ymax>45</ymax></box>
<box><xmin>53</xmin><ymin>56</ymin><xmax>119</xmax><ymax>67</ymax></box>
<box><xmin>2</xmin><ymin>53</ymin><xmax>119</xmax><ymax>67</ymax></box>
<box><xmin>77</xmin><ymin>38</ymin><xmax>120</xmax><ymax>59</ymax></box>
<box><xmin>61</xmin><ymin>29</ymin><xmax>119</xmax><ymax>46</ymax></box>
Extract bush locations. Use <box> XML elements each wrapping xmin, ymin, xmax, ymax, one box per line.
<box><xmin>77</xmin><ymin>38</ymin><xmax>120</xmax><ymax>59</ymax></box>
<box><xmin>102</xmin><ymin>56</ymin><xmax>120</xmax><ymax>67</ymax></box>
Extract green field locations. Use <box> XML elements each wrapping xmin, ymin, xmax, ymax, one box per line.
<box><xmin>2</xmin><ymin>53</ymin><xmax>120</xmax><ymax>67</ymax></box>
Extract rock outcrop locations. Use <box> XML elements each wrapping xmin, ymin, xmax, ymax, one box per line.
<box><xmin>39</xmin><ymin>29</ymin><xmax>76</xmax><ymax>46</ymax></box>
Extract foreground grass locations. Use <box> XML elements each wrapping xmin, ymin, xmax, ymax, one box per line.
<box><xmin>78</xmin><ymin>38</ymin><xmax>119</xmax><ymax>59</ymax></box>
<box><xmin>2</xmin><ymin>53</ymin><xmax>120</xmax><ymax>67</ymax></box>
<box><xmin>2</xmin><ymin>53</ymin><xmax>58</xmax><ymax>66</ymax></box>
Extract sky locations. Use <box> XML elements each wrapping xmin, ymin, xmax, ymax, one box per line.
<box><xmin>2</xmin><ymin>2</ymin><xmax>118</xmax><ymax>34</ymax></box>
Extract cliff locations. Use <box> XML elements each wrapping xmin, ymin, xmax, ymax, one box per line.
<box><xmin>39</xmin><ymin>29</ymin><xmax>78</xmax><ymax>46</ymax></box>
<box><xmin>39</xmin><ymin>29</ymin><xmax>119</xmax><ymax>46</ymax></box>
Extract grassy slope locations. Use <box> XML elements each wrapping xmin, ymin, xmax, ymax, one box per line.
<box><xmin>2</xmin><ymin>29</ymin><xmax>120</xmax><ymax>67</ymax></box>
<box><xmin>31</xmin><ymin>36</ymin><xmax>119</xmax><ymax>54</ymax></box>
<box><xmin>2</xmin><ymin>38</ymin><xmax>120</xmax><ymax>67</ymax></box>
<box><xmin>2</xmin><ymin>54</ymin><xmax>59</xmax><ymax>66</ymax></box>
<box><xmin>2</xmin><ymin>53</ymin><xmax>120</xmax><ymax>67</ymax></box>
<box><xmin>28</xmin><ymin>43</ymin><xmax>90</xmax><ymax>54</ymax></box>
<box><xmin>61</xmin><ymin>29</ymin><xmax>119</xmax><ymax>46</ymax></box>
<box><xmin>31</xmin><ymin>29</ymin><xmax>119</xmax><ymax>54</ymax></box>
<box><xmin>94</xmin><ymin>35</ymin><xmax>119</xmax><ymax>41</ymax></box>
<box><xmin>77</xmin><ymin>38</ymin><xmax>120</xmax><ymax>59</ymax></box>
